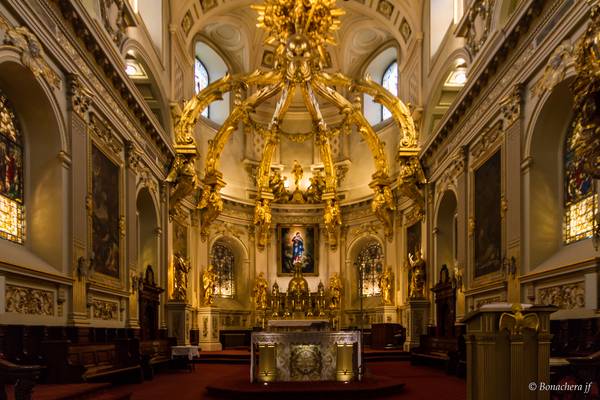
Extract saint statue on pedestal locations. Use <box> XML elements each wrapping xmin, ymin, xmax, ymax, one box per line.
<box><xmin>172</xmin><ymin>253</ymin><xmax>191</xmax><ymax>301</ymax></box>
<box><xmin>253</xmin><ymin>272</ymin><xmax>269</xmax><ymax>310</ymax></box>
<box><xmin>202</xmin><ymin>264</ymin><xmax>217</xmax><ymax>306</ymax></box>
<box><xmin>380</xmin><ymin>266</ymin><xmax>394</xmax><ymax>305</ymax></box>
<box><xmin>408</xmin><ymin>250</ymin><xmax>426</xmax><ymax>299</ymax></box>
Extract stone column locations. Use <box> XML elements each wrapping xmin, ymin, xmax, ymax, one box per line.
<box><xmin>501</xmin><ymin>85</ymin><xmax>523</xmax><ymax>303</ymax></box>
<box><xmin>403</xmin><ymin>299</ymin><xmax>429</xmax><ymax>350</ymax></box>
<box><xmin>67</xmin><ymin>74</ymin><xmax>91</xmax><ymax>327</ymax></box>
<box><xmin>198</xmin><ymin>306</ymin><xmax>222</xmax><ymax>351</ymax></box>
<box><xmin>125</xmin><ymin>142</ymin><xmax>140</xmax><ymax>329</ymax></box>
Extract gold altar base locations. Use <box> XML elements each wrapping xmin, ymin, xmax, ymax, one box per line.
<box><xmin>251</xmin><ymin>331</ymin><xmax>362</xmax><ymax>383</ymax></box>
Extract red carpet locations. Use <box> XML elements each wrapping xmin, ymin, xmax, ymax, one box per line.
<box><xmin>103</xmin><ymin>361</ymin><xmax>465</xmax><ymax>400</ymax></box>
<box><xmin>16</xmin><ymin>361</ymin><xmax>465</xmax><ymax>399</ymax></box>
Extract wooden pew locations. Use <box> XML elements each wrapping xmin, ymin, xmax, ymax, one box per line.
<box><xmin>410</xmin><ymin>335</ymin><xmax>461</xmax><ymax>374</ymax></box>
<box><xmin>42</xmin><ymin>340</ymin><xmax>142</xmax><ymax>384</ymax></box>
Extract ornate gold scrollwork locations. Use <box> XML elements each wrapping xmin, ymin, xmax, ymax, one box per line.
<box><xmin>165</xmin><ymin>0</ymin><xmax>423</xmax><ymax>240</ymax></box>
<box><xmin>572</xmin><ymin>5</ymin><xmax>600</xmax><ymax>178</ymax></box>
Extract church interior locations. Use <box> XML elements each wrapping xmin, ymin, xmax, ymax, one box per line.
<box><xmin>0</xmin><ymin>0</ymin><xmax>599</xmax><ymax>399</ymax></box>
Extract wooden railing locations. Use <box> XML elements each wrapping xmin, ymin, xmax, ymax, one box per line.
<box><xmin>0</xmin><ymin>355</ymin><xmax>42</xmax><ymax>400</ymax></box>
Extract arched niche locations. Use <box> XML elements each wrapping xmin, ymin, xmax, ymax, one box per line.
<box><xmin>208</xmin><ymin>234</ymin><xmax>250</xmax><ymax>308</ymax></box>
<box><xmin>525</xmin><ymin>77</ymin><xmax>596</xmax><ymax>271</ymax></box>
<box><xmin>123</xmin><ymin>45</ymin><xmax>169</xmax><ymax>130</ymax></box>
<box><xmin>345</xmin><ymin>234</ymin><xmax>385</xmax><ymax>308</ymax></box>
<box><xmin>136</xmin><ymin>187</ymin><xmax>159</xmax><ymax>276</ymax></box>
<box><xmin>422</xmin><ymin>53</ymin><xmax>469</xmax><ymax>141</ymax></box>
<box><xmin>435</xmin><ymin>189</ymin><xmax>458</xmax><ymax>279</ymax></box>
<box><xmin>0</xmin><ymin>57</ymin><xmax>68</xmax><ymax>273</ymax></box>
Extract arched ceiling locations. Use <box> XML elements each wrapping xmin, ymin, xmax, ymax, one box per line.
<box><xmin>176</xmin><ymin>0</ymin><xmax>422</xmax><ymax>75</ymax></box>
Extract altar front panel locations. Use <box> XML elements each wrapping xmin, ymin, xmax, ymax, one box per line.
<box><xmin>251</xmin><ymin>331</ymin><xmax>362</xmax><ymax>382</ymax></box>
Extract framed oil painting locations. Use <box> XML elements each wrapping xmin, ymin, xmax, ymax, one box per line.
<box><xmin>474</xmin><ymin>151</ymin><xmax>501</xmax><ymax>277</ymax></box>
<box><xmin>406</xmin><ymin>221</ymin><xmax>421</xmax><ymax>260</ymax></box>
<box><xmin>91</xmin><ymin>144</ymin><xmax>121</xmax><ymax>278</ymax></box>
<box><xmin>277</xmin><ymin>224</ymin><xmax>318</xmax><ymax>276</ymax></box>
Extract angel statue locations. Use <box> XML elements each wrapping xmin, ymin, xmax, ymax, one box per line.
<box><xmin>398</xmin><ymin>156</ymin><xmax>427</xmax><ymax>215</ymax></box>
<box><xmin>252</xmin><ymin>272</ymin><xmax>269</xmax><ymax>310</ymax></box>
<box><xmin>408</xmin><ymin>250</ymin><xmax>426</xmax><ymax>299</ymax></box>
<box><xmin>202</xmin><ymin>264</ymin><xmax>218</xmax><ymax>306</ymax></box>
<box><xmin>172</xmin><ymin>253</ymin><xmax>191</xmax><ymax>301</ymax></box>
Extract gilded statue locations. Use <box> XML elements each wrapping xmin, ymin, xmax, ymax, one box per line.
<box><xmin>324</xmin><ymin>198</ymin><xmax>342</xmax><ymax>248</ymax></box>
<box><xmin>165</xmin><ymin>153</ymin><xmax>199</xmax><ymax>217</ymax></box>
<box><xmin>291</xmin><ymin>160</ymin><xmax>303</xmax><ymax>187</ymax></box>
<box><xmin>254</xmin><ymin>198</ymin><xmax>272</xmax><ymax>249</ymax></box>
<box><xmin>371</xmin><ymin>185</ymin><xmax>395</xmax><ymax>239</ymax></box>
<box><xmin>306</xmin><ymin>170</ymin><xmax>326</xmax><ymax>203</ymax></box>
<box><xmin>198</xmin><ymin>183</ymin><xmax>224</xmax><ymax>237</ymax></box>
<box><xmin>328</xmin><ymin>272</ymin><xmax>343</xmax><ymax>310</ymax></box>
<box><xmin>379</xmin><ymin>266</ymin><xmax>394</xmax><ymax>305</ymax></box>
<box><xmin>252</xmin><ymin>272</ymin><xmax>269</xmax><ymax>310</ymax></box>
<box><xmin>316</xmin><ymin>281</ymin><xmax>326</xmax><ymax>316</ymax></box>
<box><xmin>202</xmin><ymin>264</ymin><xmax>217</xmax><ymax>306</ymax></box>
<box><xmin>172</xmin><ymin>253</ymin><xmax>191</xmax><ymax>301</ymax></box>
<box><xmin>270</xmin><ymin>282</ymin><xmax>280</xmax><ymax>317</ymax></box>
<box><xmin>398</xmin><ymin>156</ymin><xmax>427</xmax><ymax>216</ymax></box>
<box><xmin>499</xmin><ymin>304</ymin><xmax>540</xmax><ymax>335</ymax></box>
<box><xmin>408</xmin><ymin>250</ymin><xmax>426</xmax><ymax>299</ymax></box>
<box><xmin>269</xmin><ymin>170</ymin><xmax>289</xmax><ymax>202</ymax></box>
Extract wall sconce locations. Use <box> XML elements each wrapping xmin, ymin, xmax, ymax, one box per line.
<box><xmin>77</xmin><ymin>253</ymin><xmax>95</xmax><ymax>281</ymax></box>
<box><xmin>501</xmin><ymin>256</ymin><xmax>516</xmax><ymax>278</ymax></box>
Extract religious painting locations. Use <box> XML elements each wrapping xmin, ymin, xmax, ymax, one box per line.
<box><xmin>277</xmin><ymin>224</ymin><xmax>318</xmax><ymax>276</ymax></box>
<box><xmin>91</xmin><ymin>144</ymin><xmax>120</xmax><ymax>278</ymax></box>
<box><xmin>474</xmin><ymin>151</ymin><xmax>501</xmax><ymax>277</ymax></box>
<box><xmin>406</xmin><ymin>221</ymin><xmax>421</xmax><ymax>260</ymax></box>
<box><xmin>173</xmin><ymin>220</ymin><xmax>188</xmax><ymax>256</ymax></box>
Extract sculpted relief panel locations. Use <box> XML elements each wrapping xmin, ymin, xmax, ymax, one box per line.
<box><xmin>537</xmin><ymin>282</ymin><xmax>585</xmax><ymax>309</ymax></box>
<box><xmin>5</xmin><ymin>284</ymin><xmax>54</xmax><ymax>316</ymax></box>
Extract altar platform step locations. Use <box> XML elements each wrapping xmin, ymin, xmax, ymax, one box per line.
<box><xmin>196</xmin><ymin>349</ymin><xmax>251</xmax><ymax>364</ymax></box>
<box><xmin>206</xmin><ymin>376</ymin><xmax>405</xmax><ymax>399</ymax></box>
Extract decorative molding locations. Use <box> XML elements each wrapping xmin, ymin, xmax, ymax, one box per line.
<box><xmin>537</xmin><ymin>282</ymin><xmax>585</xmax><ymax>309</ymax></box>
<box><xmin>89</xmin><ymin>113</ymin><xmax>123</xmax><ymax>154</ymax></box>
<box><xmin>92</xmin><ymin>298</ymin><xmax>119</xmax><ymax>320</ymax></box>
<box><xmin>469</xmin><ymin>121</ymin><xmax>503</xmax><ymax>160</ymax></box>
<box><xmin>5</xmin><ymin>284</ymin><xmax>54</xmax><ymax>316</ymax></box>
<box><xmin>531</xmin><ymin>41</ymin><xmax>574</xmax><ymax>99</ymax></box>
<box><xmin>99</xmin><ymin>0</ymin><xmax>133</xmax><ymax>47</ymax></box>
<box><xmin>376</xmin><ymin>0</ymin><xmax>394</xmax><ymax>19</ymax></box>
<box><xmin>181</xmin><ymin>10</ymin><xmax>193</xmax><ymax>36</ymax></box>
<box><xmin>462</xmin><ymin>0</ymin><xmax>495</xmax><ymax>57</ymax></box>
<box><xmin>348</xmin><ymin>222</ymin><xmax>381</xmax><ymax>240</ymax></box>
<box><xmin>210</xmin><ymin>221</ymin><xmax>245</xmax><ymax>241</ymax></box>
<box><xmin>67</xmin><ymin>74</ymin><xmax>92</xmax><ymax>117</ymax></box>
<box><xmin>437</xmin><ymin>146</ymin><xmax>468</xmax><ymax>192</ymax></box>
<box><xmin>500</xmin><ymin>84</ymin><xmax>523</xmax><ymax>128</ymax></box>
<box><xmin>0</xmin><ymin>17</ymin><xmax>61</xmax><ymax>90</ymax></box>
<box><xmin>474</xmin><ymin>295</ymin><xmax>501</xmax><ymax>309</ymax></box>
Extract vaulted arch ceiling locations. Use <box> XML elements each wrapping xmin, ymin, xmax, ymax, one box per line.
<box><xmin>175</xmin><ymin>0</ymin><xmax>422</xmax><ymax>75</ymax></box>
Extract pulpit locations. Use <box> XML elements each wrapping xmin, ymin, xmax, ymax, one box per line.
<box><xmin>462</xmin><ymin>303</ymin><xmax>557</xmax><ymax>400</ymax></box>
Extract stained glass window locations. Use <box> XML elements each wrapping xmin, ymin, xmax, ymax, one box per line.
<box><xmin>381</xmin><ymin>61</ymin><xmax>398</xmax><ymax>120</ymax></box>
<box><xmin>356</xmin><ymin>242</ymin><xmax>384</xmax><ymax>297</ymax></box>
<box><xmin>564</xmin><ymin>120</ymin><xmax>596</xmax><ymax>244</ymax></box>
<box><xmin>194</xmin><ymin>58</ymin><xmax>209</xmax><ymax>118</ymax></box>
<box><xmin>211</xmin><ymin>242</ymin><xmax>234</xmax><ymax>298</ymax></box>
<box><xmin>0</xmin><ymin>90</ymin><xmax>24</xmax><ymax>244</ymax></box>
